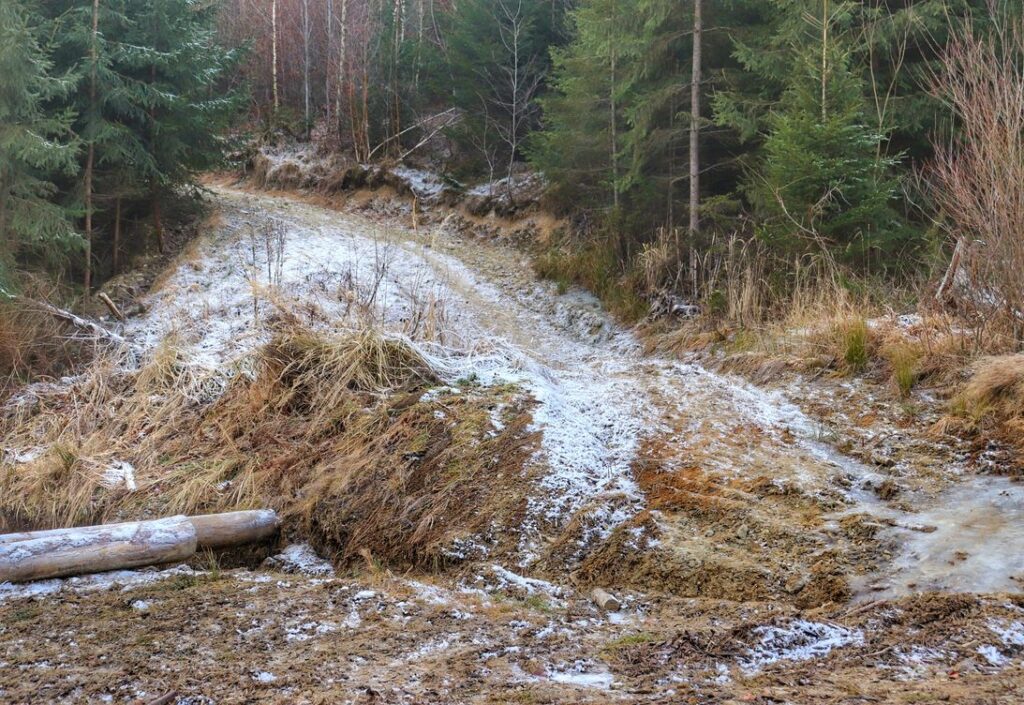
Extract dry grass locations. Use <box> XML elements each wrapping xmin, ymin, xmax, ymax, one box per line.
<box><xmin>0</xmin><ymin>324</ymin><xmax>537</xmax><ymax>567</ymax></box>
<box><xmin>0</xmin><ymin>282</ymin><xmax>95</xmax><ymax>399</ymax></box>
<box><xmin>941</xmin><ymin>354</ymin><xmax>1024</xmax><ymax>466</ymax></box>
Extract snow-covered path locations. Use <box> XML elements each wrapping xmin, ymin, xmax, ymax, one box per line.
<box><xmin>119</xmin><ymin>185</ymin><xmax>1024</xmax><ymax>591</ymax></box>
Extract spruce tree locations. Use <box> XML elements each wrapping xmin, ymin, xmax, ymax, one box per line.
<box><xmin>753</xmin><ymin>41</ymin><xmax>901</xmax><ymax>264</ymax></box>
<box><xmin>0</xmin><ymin>0</ymin><xmax>79</xmax><ymax>292</ymax></box>
<box><xmin>529</xmin><ymin>0</ymin><xmax>641</xmax><ymax>213</ymax></box>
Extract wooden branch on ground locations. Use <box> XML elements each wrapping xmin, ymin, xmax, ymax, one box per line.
<box><xmin>144</xmin><ymin>693</ymin><xmax>179</xmax><ymax>705</ymax></box>
<box><xmin>98</xmin><ymin>292</ymin><xmax>126</xmax><ymax>322</ymax></box>
<box><xmin>12</xmin><ymin>295</ymin><xmax>125</xmax><ymax>344</ymax></box>
<box><xmin>0</xmin><ymin>510</ymin><xmax>281</xmax><ymax>582</ymax></box>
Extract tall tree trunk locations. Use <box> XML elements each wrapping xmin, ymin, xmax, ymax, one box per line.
<box><xmin>689</xmin><ymin>0</ymin><xmax>702</xmax><ymax>237</ymax></box>
<box><xmin>112</xmin><ymin>196</ymin><xmax>121</xmax><ymax>274</ymax></box>
<box><xmin>609</xmin><ymin>0</ymin><xmax>619</xmax><ymax>211</ymax></box>
<box><xmin>391</xmin><ymin>0</ymin><xmax>404</xmax><ymax>154</ymax></box>
<box><xmin>336</xmin><ymin>0</ymin><xmax>349</xmax><ymax>141</ymax></box>
<box><xmin>821</xmin><ymin>0</ymin><xmax>829</xmax><ymax>121</ymax></box>
<box><xmin>326</xmin><ymin>0</ymin><xmax>333</xmax><ymax>128</ymax></box>
<box><xmin>150</xmin><ymin>64</ymin><xmax>164</xmax><ymax>254</ymax></box>
<box><xmin>84</xmin><ymin>0</ymin><xmax>100</xmax><ymax>292</ymax></box>
<box><xmin>271</xmin><ymin>0</ymin><xmax>279</xmax><ymax>114</ymax></box>
<box><xmin>302</xmin><ymin>0</ymin><xmax>311</xmax><ymax>137</ymax></box>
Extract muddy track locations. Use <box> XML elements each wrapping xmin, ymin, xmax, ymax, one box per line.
<box><xmin>3</xmin><ymin>184</ymin><xmax>1024</xmax><ymax>703</ymax></box>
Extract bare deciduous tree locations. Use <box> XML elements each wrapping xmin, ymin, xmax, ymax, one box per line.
<box><xmin>928</xmin><ymin>4</ymin><xmax>1024</xmax><ymax>337</ymax></box>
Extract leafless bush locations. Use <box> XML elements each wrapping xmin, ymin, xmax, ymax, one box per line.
<box><xmin>928</xmin><ymin>4</ymin><xmax>1024</xmax><ymax>341</ymax></box>
<box><xmin>248</xmin><ymin>216</ymin><xmax>287</xmax><ymax>288</ymax></box>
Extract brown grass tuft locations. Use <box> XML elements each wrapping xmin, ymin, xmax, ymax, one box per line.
<box><xmin>941</xmin><ymin>354</ymin><xmax>1024</xmax><ymax>466</ymax></box>
<box><xmin>0</xmin><ymin>325</ymin><xmax>537</xmax><ymax>568</ymax></box>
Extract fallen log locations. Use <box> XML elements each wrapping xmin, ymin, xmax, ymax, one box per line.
<box><xmin>0</xmin><ymin>510</ymin><xmax>280</xmax><ymax>549</ymax></box>
<box><xmin>97</xmin><ymin>292</ymin><xmax>126</xmax><ymax>322</ymax></box>
<box><xmin>189</xmin><ymin>509</ymin><xmax>280</xmax><ymax>549</ymax></box>
<box><xmin>0</xmin><ymin>516</ymin><xmax>197</xmax><ymax>583</ymax></box>
<box><xmin>0</xmin><ymin>510</ymin><xmax>280</xmax><ymax>582</ymax></box>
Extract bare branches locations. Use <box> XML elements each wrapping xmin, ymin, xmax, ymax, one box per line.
<box><xmin>927</xmin><ymin>5</ymin><xmax>1024</xmax><ymax>335</ymax></box>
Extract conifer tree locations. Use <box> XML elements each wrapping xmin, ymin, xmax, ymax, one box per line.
<box><xmin>529</xmin><ymin>0</ymin><xmax>640</xmax><ymax>213</ymax></box>
<box><xmin>0</xmin><ymin>0</ymin><xmax>79</xmax><ymax>292</ymax></box>
<box><xmin>444</xmin><ymin>0</ymin><xmax>560</xmax><ymax>185</ymax></box>
<box><xmin>753</xmin><ymin>39</ymin><xmax>901</xmax><ymax>263</ymax></box>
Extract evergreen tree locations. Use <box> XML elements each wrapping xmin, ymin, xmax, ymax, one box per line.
<box><xmin>529</xmin><ymin>0</ymin><xmax>640</xmax><ymax>213</ymax></box>
<box><xmin>753</xmin><ymin>42</ymin><xmax>902</xmax><ymax>263</ymax></box>
<box><xmin>121</xmin><ymin>0</ymin><xmax>243</xmax><ymax>256</ymax></box>
<box><xmin>443</xmin><ymin>0</ymin><xmax>564</xmax><ymax>183</ymax></box>
<box><xmin>0</xmin><ymin>0</ymin><xmax>79</xmax><ymax>292</ymax></box>
<box><xmin>36</xmin><ymin>0</ymin><xmax>241</xmax><ymax>286</ymax></box>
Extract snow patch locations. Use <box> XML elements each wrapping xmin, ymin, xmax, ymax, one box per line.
<box><xmin>263</xmin><ymin>544</ymin><xmax>335</xmax><ymax>577</ymax></box>
<box><xmin>101</xmin><ymin>460</ymin><xmax>137</xmax><ymax>491</ymax></box>
<box><xmin>740</xmin><ymin>620</ymin><xmax>864</xmax><ymax>673</ymax></box>
<box><xmin>0</xmin><ymin>564</ymin><xmax>199</xmax><ymax>604</ymax></box>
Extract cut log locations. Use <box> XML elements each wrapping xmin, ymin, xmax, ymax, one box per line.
<box><xmin>591</xmin><ymin>587</ymin><xmax>621</xmax><ymax>611</ymax></box>
<box><xmin>0</xmin><ymin>510</ymin><xmax>280</xmax><ymax>549</ymax></box>
<box><xmin>189</xmin><ymin>509</ymin><xmax>280</xmax><ymax>549</ymax></box>
<box><xmin>0</xmin><ymin>516</ymin><xmax>196</xmax><ymax>583</ymax></box>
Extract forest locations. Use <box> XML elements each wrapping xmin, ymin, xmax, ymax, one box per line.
<box><xmin>4</xmin><ymin>0</ymin><xmax>1023</xmax><ymax>333</ymax></box>
<box><xmin>3</xmin><ymin>2</ymin><xmax>1024</xmax><ymax>702</ymax></box>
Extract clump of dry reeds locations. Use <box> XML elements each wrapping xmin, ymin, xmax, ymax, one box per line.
<box><xmin>941</xmin><ymin>355</ymin><xmax>1024</xmax><ymax>464</ymax></box>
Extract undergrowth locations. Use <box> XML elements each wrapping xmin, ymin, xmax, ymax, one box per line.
<box><xmin>0</xmin><ymin>279</ymin><xmax>95</xmax><ymax>400</ymax></box>
<box><xmin>534</xmin><ymin>242</ymin><xmax>649</xmax><ymax>323</ymax></box>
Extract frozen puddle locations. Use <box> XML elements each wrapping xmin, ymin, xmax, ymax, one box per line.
<box><xmin>856</xmin><ymin>476</ymin><xmax>1024</xmax><ymax>599</ymax></box>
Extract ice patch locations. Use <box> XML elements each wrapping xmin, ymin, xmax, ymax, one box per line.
<box><xmin>546</xmin><ymin>661</ymin><xmax>614</xmax><ymax>689</ymax></box>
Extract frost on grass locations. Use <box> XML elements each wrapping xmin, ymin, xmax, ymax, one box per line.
<box><xmin>0</xmin><ymin>565</ymin><xmax>200</xmax><ymax>604</ymax></box>
<box><xmin>101</xmin><ymin>460</ymin><xmax>137</xmax><ymax>491</ymax></box>
<box><xmin>263</xmin><ymin>544</ymin><xmax>335</xmax><ymax>577</ymax></box>
<box><xmin>740</xmin><ymin>620</ymin><xmax>864</xmax><ymax>673</ymax></box>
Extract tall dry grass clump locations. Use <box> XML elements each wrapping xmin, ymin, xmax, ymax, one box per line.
<box><xmin>0</xmin><ymin>282</ymin><xmax>95</xmax><ymax>399</ymax></box>
<box><xmin>0</xmin><ymin>324</ymin><xmax>536</xmax><ymax>567</ymax></box>
<box><xmin>929</xmin><ymin>6</ymin><xmax>1024</xmax><ymax>341</ymax></box>
<box><xmin>942</xmin><ymin>354</ymin><xmax>1024</xmax><ymax>467</ymax></box>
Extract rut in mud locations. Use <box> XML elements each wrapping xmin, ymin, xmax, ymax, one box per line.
<box><xmin>3</xmin><ymin>183</ymin><xmax>1024</xmax><ymax>703</ymax></box>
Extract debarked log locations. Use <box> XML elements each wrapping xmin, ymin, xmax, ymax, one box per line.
<box><xmin>0</xmin><ymin>510</ymin><xmax>281</xmax><ymax>582</ymax></box>
<box><xmin>0</xmin><ymin>510</ymin><xmax>280</xmax><ymax>549</ymax></box>
<box><xmin>0</xmin><ymin>516</ymin><xmax>197</xmax><ymax>583</ymax></box>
